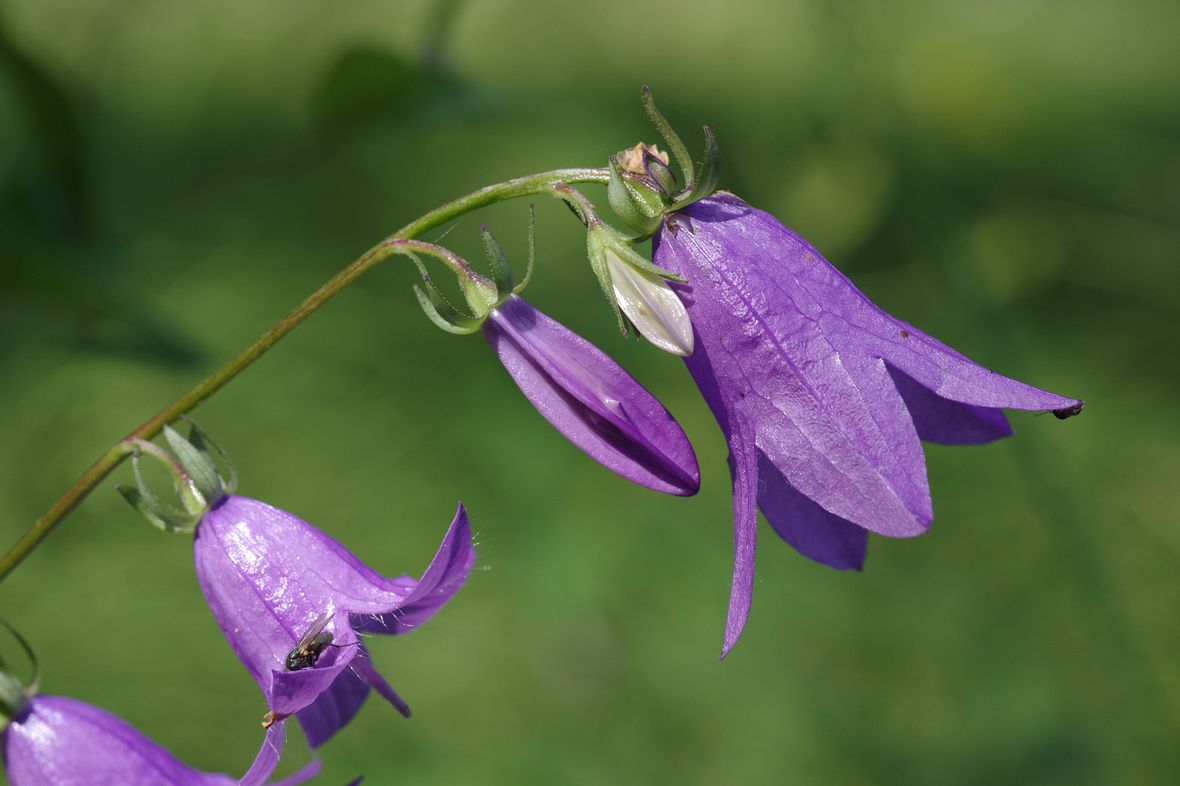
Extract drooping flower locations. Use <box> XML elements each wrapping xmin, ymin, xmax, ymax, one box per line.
<box><xmin>193</xmin><ymin>496</ymin><xmax>475</xmax><ymax>748</ymax></box>
<box><xmin>2</xmin><ymin>694</ymin><xmax>317</xmax><ymax>785</ymax></box>
<box><xmin>652</xmin><ymin>193</ymin><xmax>1084</xmax><ymax>657</ymax></box>
<box><xmin>402</xmin><ymin>223</ymin><xmax>700</xmax><ymax>496</ymax></box>
<box><xmin>482</xmin><ymin>294</ymin><xmax>699</xmax><ymax>495</ymax></box>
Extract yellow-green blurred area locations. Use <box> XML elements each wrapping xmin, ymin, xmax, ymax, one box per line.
<box><xmin>2</xmin><ymin>0</ymin><xmax>1178</xmax><ymax>783</ymax></box>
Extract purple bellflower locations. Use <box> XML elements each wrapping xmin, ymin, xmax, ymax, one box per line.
<box><xmin>193</xmin><ymin>496</ymin><xmax>475</xmax><ymax>748</ymax></box>
<box><xmin>482</xmin><ymin>294</ymin><xmax>700</xmax><ymax>496</ymax></box>
<box><xmin>403</xmin><ymin>223</ymin><xmax>699</xmax><ymax>497</ymax></box>
<box><xmin>2</xmin><ymin>694</ymin><xmax>317</xmax><ymax>785</ymax></box>
<box><xmin>653</xmin><ymin>193</ymin><xmax>1084</xmax><ymax>657</ymax></box>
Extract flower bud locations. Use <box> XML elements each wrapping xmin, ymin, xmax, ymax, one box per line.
<box><xmin>587</xmin><ymin>222</ymin><xmax>694</xmax><ymax>356</ymax></box>
<box><xmin>617</xmin><ymin>141</ymin><xmax>677</xmax><ymax>195</ymax></box>
<box><xmin>607</xmin><ymin>150</ymin><xmax>667</xmax><ymax>236</ymax></box>
<box><xmin>483</xmin><ymin>294</ymin><xmax>699</xmax><ymax>495</ymax></box>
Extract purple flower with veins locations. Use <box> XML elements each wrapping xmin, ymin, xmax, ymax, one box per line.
<box><xmin>194</xmin><ymin>496</ymin><xmax>474</xmax><ymax>748</ymax></box>
<box><xmin>2</xmin><ymin>694</ymin><xmax>317</xmax><ymax>785</ymax></box>
<box><xmin>653</xmin><ymin>193</ymin><xmax>1084</xmax><ymax>657</ymax></box>
<box><xmin>483</xmin><ymin>293</ymin><xmax>700</xmax><ymax>496</ymax></box>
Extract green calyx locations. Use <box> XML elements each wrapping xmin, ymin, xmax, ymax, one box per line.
<box><xmin>0</xmin><ymin>670</ymin><xmax>27</xmax><ymax>725</ymax></box>
<box><xmin>404</xmin><ymin>209</ymin><xmax>536</xmax><ymax>335</ymax></box>
<box><xmin>607</xmin><ymin>156</ymin><xmax>666</xmax><ymax>235</ymax></box>
<box><xmin>605</xmin><ymin>87</ymin><xmax>722</xmax><ymax>234</ymax></box>
<box><xmin>116</xmin><ymin>418</ymin><xmax>237</xmax><ymax>534</ymax></box>
<box><xmin>0</xmin><ymin>618</ymin><xmax>39</xmax><ymax>726</ymax></box>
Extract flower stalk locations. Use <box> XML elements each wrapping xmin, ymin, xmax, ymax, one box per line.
<box><xmin>0</xmin><ymin>167</ymin><xmax>609</xmax><ymax>583</ymax></box>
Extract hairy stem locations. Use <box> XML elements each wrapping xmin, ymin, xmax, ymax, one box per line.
<box><xmin>0</xmin><ymin>167</ymin><xmax>609</xmax><ymax>582</ymax></box>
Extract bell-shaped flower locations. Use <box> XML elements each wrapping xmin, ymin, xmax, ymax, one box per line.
<box><xmin>2</xmin><ymin>694</ymin><xmax>316</xmax><ymax>785</ymax></box>
<box><xmin>483</xmin><ymin>293</ymin><xmax>699</xmax><ymax>496</ymax></box>
<box><xmin>652</xmin><ymin>193</ymin><xmax>1083</xmax><ymax>657</ymax></box>
<box><xmin>193</xmin><ymin>496</ymin><xmax>475</xmax><ymax>748</ymax></box>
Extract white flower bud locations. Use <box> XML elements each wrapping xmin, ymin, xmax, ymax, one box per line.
<box><xmin>603</xmin><ymin>247</ymin><xmax>694</xmax><ymax>356</ymax></box>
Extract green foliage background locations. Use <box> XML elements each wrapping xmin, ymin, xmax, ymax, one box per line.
<box><xmin>2</xmin><ymin>1</ymin><xmax>1177</xmax><ymax>783</ymax></box>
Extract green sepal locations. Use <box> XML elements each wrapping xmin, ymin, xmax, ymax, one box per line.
<box><xmin>0</xmin><ymin>671</ymin><xmax>27</xmax><ymax>724</ymax></box>
<box><xmin>586</xmin><ymin>231</ymin><xmax>627</xmax><ymax>334</ymax></box>
<box><xmin>513</xmin><ymin>205</ymin><xmax>536</xmax><ymax>295</ymax></box>
<box><xmin>397</xmin><ymin>243</ymin><xmax>495</xmax><ymax>321</ymax></box>
<box><xmin>607</xmin><ymin>157</ymin><xmax>665</xmax><ymax>236</ymax></box>
<box><xmin>183</xmin><ymin>417</ymin><xmax>238</xmax><ymax>495</ymax></box>
<box><xmin>589</xmin><ymin>221</ymin><xmax>685</xmax><ymax>282</ymax></box>
<box><xmin>163</xmin><ymin>425</ymin><xmax>223</xmax><ymax>509</ymax></box>
<box><xmin>127</xmin><ymin>441</ymin><xmax>206</xmax><ymax>517</ymax></box>
<box><xmin>0</xmin><ymin>617</ymin><xmax>38</xmax><ymax>723</ymax></box>
<box><xmin>607</xmin><ymin>234</ymin><xmax>687</xmax><ymax>283</ymax></box>
<box><xmin>413</xmin><ymin>281</ymin><xmax>482</xmax><ymax>335</ymax></box>
<box><xmin>641</xmin><ymin>85</ymin><xmax>695</xmax><ymax>188</ymax></box>
<box><xmin>117</xmin><ymin>484</ymin><xmax>198</xmax><ymax>534</ymax></box>
<box><xmin>671</xmin><ymin>124</ymin><xmax>720</xmax><ymax>209</ymax></box>
<box><xmin>481</xmin><ymin>226</ymin><xmax>515</xmax><ymax>302</ymax></box>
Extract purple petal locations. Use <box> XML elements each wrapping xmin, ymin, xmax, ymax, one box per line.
<box><xmin>292</xmin><ymin>641</ymin><xmax>410</xmax><ymax>751</ymax></box>
<box><xmin>352</xmin><ymin>504</ymin><xmax>475</xmax><ymax>635</ymax></box>
<box><xmin>270</xmin><ymin>625</ymin><xmax>360</xmax><ymax>717</ymax></box>
<box><xmin>349</xmin><ymin>649</ymin><xmax>412</xmax><ymax>718</ymax></box>
<box><xmin>756</xmin><ymin>452</ymin><xmax>868</xmax><ymax>570</ymax></box>
<box><xmin>721</xmin><ymin>414</ymin><xmax>759</xmax><ymax>660</ymax></box>
<box><xmin>679</xmin><ymin>195</ymin><xmax>1082</xmax><ymax>416</ymax></box>
<box><xmin>0</xmin><ymin>695</ymin><xmax>305</xmax><ymax>786</ymax></box>
<box><xmin>236</xmin><ymin>722</ymin><xmax>283</xmax><ymax>786</ymax></box>
<box><xmin>483</xmin><ymin>294</ymin><xmax>700</xmax><ymax>496</ymax></box>
<box><xmin>295</xmin><ymin>658</ymin><xmax>370</xmax><ymax>749</ymax></box>
<box><xmin>238</xmin><ymin>722</ymin><xmax>321</xmax><ymax>786</ymax></box>
<box><xmin>653</xmin><ymin>192</ymin><xmax>1081</xmax><ymax>656</ymax></box>
<box><xmin>660</xmin><ymin>203</ymin><xmax>931</xmax><ymax>538</ymax></box>
<box><xmin>267</xmin><ymin>758</ymin><xmax>323</xmax><ymax>786</ymax></box>
<box><xmin>887</xmin><ymin>364</ymin><xmax>1013</xmax><ymax>444</ymax></box>
<box><xmin>866</xmin><ymin>314</ymin><xmax>1083</xmax><ymax>415</ymax></box>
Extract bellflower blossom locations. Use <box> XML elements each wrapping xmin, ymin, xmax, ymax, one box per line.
<box><xmin>483</xmin><ymin>293</ymin><xmax>700</xmax><ymax>496</ymax></box>
<box><xmin>403</xmin><ymin>225</ymin><xmax>699</xmax><ymax>497</ymax></box>
<box><xmin>653</xmin><ymin>193</ymin><xmax>1083</xmax><ymax>657</ymax></box>
<box><xmin>194</xmin><ymin>496</ymin><xmax>475</xmax><ymax>748</ymax></box>
<box><xmin>2</xmin><ymin>694</ymin><xmax>316</xmax><ymax>785</ymax></box>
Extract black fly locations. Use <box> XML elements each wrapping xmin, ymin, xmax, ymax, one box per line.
<box><xmin>285</xmin><ymin>611</ymin><xmax>336</xmax><ymax>671</ymax></box>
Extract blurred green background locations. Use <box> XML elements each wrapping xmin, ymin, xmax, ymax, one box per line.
<box><xmin>2</xmin><ymin>0</ymin><xmax>1178</xmax><ymax>783</ymax></box>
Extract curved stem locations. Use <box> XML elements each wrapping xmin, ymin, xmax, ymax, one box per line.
<box><xmin>0</xmin><ymin>167</ymin><xmax>609</xmax><ymax>582</ymax></box>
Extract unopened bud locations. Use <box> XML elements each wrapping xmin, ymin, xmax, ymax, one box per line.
<box><xmin>587</xmin><ymin>223</ymin><xmax>694</xmax><ymax>356</ymax></box>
